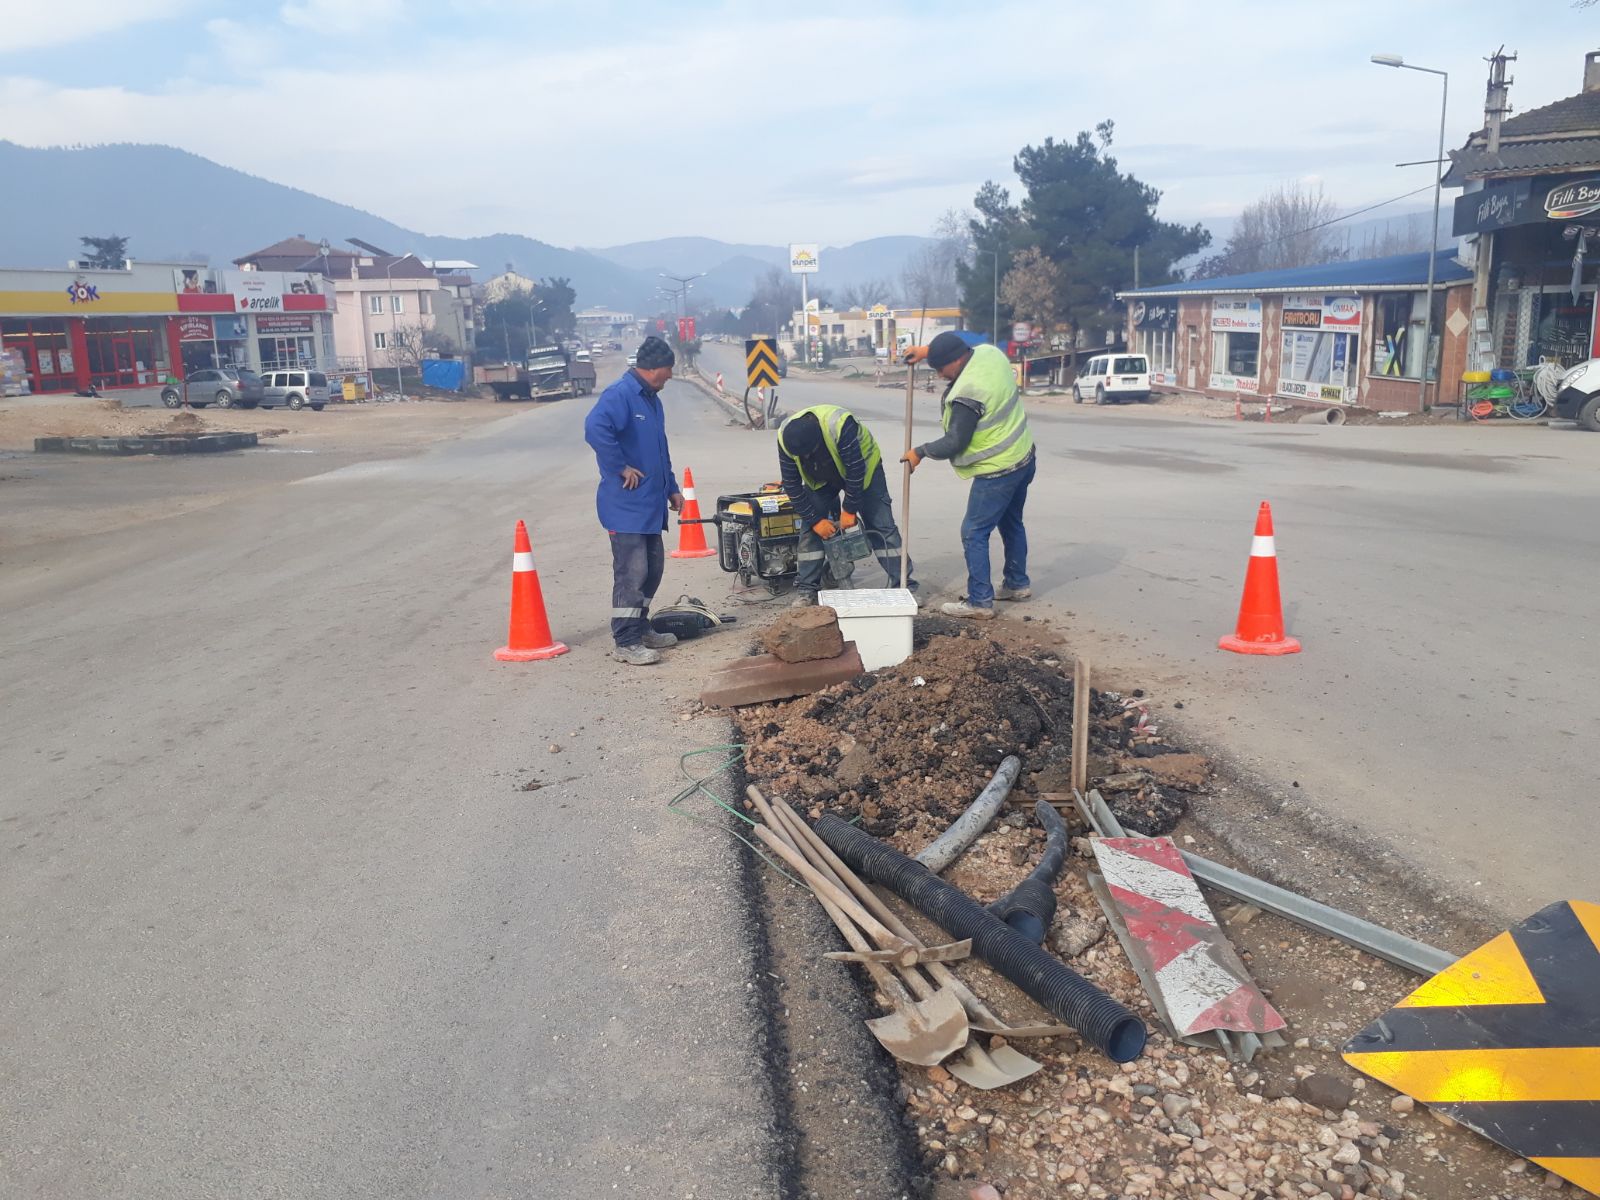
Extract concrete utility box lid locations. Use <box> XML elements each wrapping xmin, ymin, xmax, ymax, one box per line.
<box><xmin>818</xmin><ymin>587</ymin><xmax>917</xmax><ymax>617</ymax></box>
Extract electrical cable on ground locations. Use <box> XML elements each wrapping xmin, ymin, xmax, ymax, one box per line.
<box><xmin>665</xmin><ymin>743</ymin><xmax>803</xmax><ymax>885</ymax></box>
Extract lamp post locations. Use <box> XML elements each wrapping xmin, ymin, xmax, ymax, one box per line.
<box><xmin>385</xmin><ymin>254</ymin><xmax>404</xmax><ymax>395</ymax></box>
<box><xmin>1372</xmin><ymin>53</ymin><xmax>1448</xmax><ymax>412</ymax></box>
<box><xmin>659</xmin><ymin>272</ymin><xmax>703</xmax><ymax>341</ymax></box>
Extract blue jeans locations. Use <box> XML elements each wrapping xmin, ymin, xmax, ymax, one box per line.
<box><xmin>795</xmin><ymin>468</ymin><xmax>915</xmax><ymax>594</ymax></box>
<box><xmin>960</xmin><ymin>455</ymin><xmax>1035</xmax><ymax>607</ymax></box>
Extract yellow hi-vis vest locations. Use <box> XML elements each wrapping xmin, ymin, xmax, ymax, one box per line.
<box><xmin>942</xmin><ymin>344</ymin><xmax>1034</xmax><ymax>479</ymax></box>
<box><xmin>779</xmin><ymin>404</ymin><xmax>882</xmax><ymax>490</ymax></box>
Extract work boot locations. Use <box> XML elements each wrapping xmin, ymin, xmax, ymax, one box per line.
<box><xmin>997</xmin><ymin>586</ymin><xmax>1032</xmax><ymax>601</ymax></box>
<box><xmin>642</xmin><ymin>630</ymin><xmax>678</xmax><ymax>649</ymax></box>
<box><xmin>612</xmin><ymin>643</ymin><xmax>661</xmax><ymax>665</ymax></box>
<box><xmin>791</xmin><ymin>590</ymin><xmax>818</xmax><ymax>607</ymax></box>
<box><xmin>940</xmin><ymin>599</ymin><xmax>995</xmax><ymax>620</ymax></box>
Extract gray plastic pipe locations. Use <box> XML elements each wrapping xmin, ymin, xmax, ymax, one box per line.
<box><xmin>914</xmin><ymin>755</ymin><xmax>1021</xmax><ymax>874</ymax></box>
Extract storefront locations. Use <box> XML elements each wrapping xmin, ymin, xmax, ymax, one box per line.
<box><xmin>1119</xmin><ymin>250</ymin><xmax>1473</xmax><ymax>412</ymax></box>
<box><xmin>1130</xmin><ymin>298</ymin><xmax>1177</xmax><ymax>384</ymax></box>
<box><xmin>1453</xmin><ymin>176</ymin><xmax>1600</xmax><ymax>371</ymax></box>
<box><xmin>0</xmin><ymin>263</ymin><xmax>333</xmax><ymax>394</ymax></box>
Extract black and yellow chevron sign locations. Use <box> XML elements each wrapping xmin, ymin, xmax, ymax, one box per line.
<box><xmin>1344</xmin><ymin>899</ymin><xmax>1600</xmax><ymax>1194</ymax></box>
<box><xmin>745</xmin><ymin>337</ymin><xmax>780</xmax><ymax>389</ymax></box>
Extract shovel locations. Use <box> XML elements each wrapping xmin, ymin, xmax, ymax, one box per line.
<box><xmin>748</xmin><ymin>789</ymin><xmax>967</xmax><ymax>1066</ymax></box>
<box><xmin>771</xmin><ymin>796</ymin><xmax>1055</xmax><ymax>1089</ymax></box>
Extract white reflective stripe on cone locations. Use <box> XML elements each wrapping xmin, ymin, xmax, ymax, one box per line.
<box><xmin>683</xmin><ymin>487</ymin><xmax>696</xmax><ymax>500</ymax></box>
<box><xmin>1250</xmin><ymin>536</ymin><xmax>1276</xmax><ymax>558</ymax></box>
<box><xmin>512</xmin><ymin>551</ymin><xmax>536</xmax><ymax>572</ymax></box>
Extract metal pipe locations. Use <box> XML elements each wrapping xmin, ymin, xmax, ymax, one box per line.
<box><xmin>914</xmin><ymin>755</ymin><xmax>1021</xmax><ymax>874</ymax></box>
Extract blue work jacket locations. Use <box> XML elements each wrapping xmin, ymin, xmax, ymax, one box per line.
<box><xmin>583</xmin><ymin>369</ymin><xmax>680</xmax><ymax>534</ymax></box>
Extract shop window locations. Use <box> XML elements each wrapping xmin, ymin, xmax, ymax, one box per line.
<box><xmin>1281</xmin><ymin>330</ymin><xmax>1359</xmax><ymax>402</ymax></box>
<box><xmin>1137</xmin><ymin>328</ymin><xmax>1175</xmax><ymax>380</ymax></box>
<box><xmin>1372</xmin><ymin>293</ymin><xmax>1443</xmax><ymax>379</ymax></box>
<box><xmin>1211</xmin><ymin>332</ymin><xmax>1259</xmax><ymax>380</ymax></box>
<box><xmin>369</xmin><ymin>295</ymin><xmax>384</xmax><ymax>315</ymax></box>
<box><xmin>374</xmin><ymin>331</ymin><xmax>388</xmax><ymax>349</ymax></box>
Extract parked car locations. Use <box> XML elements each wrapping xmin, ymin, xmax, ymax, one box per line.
<box><xmin>1552</xmin><ymin>358</ymin><xmax>1600</xmax><ymax>430</ymax></box>
<box><xmin>1073</xmin><ymin>353</ymin><xmax>1151</xmax><ymax>404</ymax></box>
<box><xmin>259</xmin><ymin>369</ymin><xmax>331</xmax><ymax>410</ymax></box>
<box><xmin>162</xmin><ymin>366</ymin><xmax>265</xmax><ymax>409</ymax></box>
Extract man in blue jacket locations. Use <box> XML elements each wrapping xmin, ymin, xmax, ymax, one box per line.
<box><xmin>583</xmin><ymin>336</ymin><xmax>685</xmax><ymax>665</ymax></box>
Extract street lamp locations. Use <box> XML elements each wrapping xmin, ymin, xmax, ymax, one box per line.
<box><xmin>1372</xmin><ymin>53</ymin><xmax>1448</xmax><ymax>412</ymax></box>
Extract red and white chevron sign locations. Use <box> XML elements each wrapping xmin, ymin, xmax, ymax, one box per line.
<box><xmin>1091</xmin><ymin>836</ymin><xmax>1285</xmax><ymax>1038</ymax></box>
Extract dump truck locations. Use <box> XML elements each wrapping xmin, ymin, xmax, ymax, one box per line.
<box><xmin>476</xmin><ymin>346</ymin><xmax>594</xmax><ymax>402</ymax></box>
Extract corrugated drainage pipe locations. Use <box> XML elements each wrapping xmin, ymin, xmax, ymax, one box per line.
<box><xmin>914</xmin><ymin>755</ymin><xmax>1021</xmax><ymax>874</ymax></box>
<box><xmin>987</xmin><ymin>799</ymin><xmax>1070</xmax><ymax>943</ymax></box>
<box><xmin>815</xmin><ymin>813</ymin><xmax>1147</xmax><ymax>1063</ymax></box>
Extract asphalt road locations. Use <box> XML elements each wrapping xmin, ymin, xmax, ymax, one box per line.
<box><xmin>700</xmin><ymin>342</ymin><xmax>1599</xmax><ymax>921</ymax></box>
<box><xmin>1</xmin><ymin>375</ymin><xmax>786</xmax><ymax>1199</ymax></box>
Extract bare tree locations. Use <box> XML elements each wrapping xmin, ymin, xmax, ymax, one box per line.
<box><xmin>900</xmin><ymin>208</ymin><xmax>969</xmax><ymax>309</ymax></box>
<box><xmin>388</xmin><ymin>322</ymin><xmax>429</xmax><ymax>370</ymax></box>
<box><xmin>838</xmin><ymin>278</ymin><xmax>897</xmax><ymax>309</ymax></box>
<box><xmin>1348</xmin><ymin>212</ymin><xmax>1434</xmax><ymax>258</ymax></box>
<box><xmin>1197</xmin><ymin>181</ymin><xmax>1347</xmax><ymax>278</ymax></box>
<box><xmin>998</xmin><ymin>247</ymin><xmax>1063</xmax><ymax>329</ymax></box>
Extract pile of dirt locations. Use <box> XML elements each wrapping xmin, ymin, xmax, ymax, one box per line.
<box><xmin>734</xmin><ymin>619</ymin><xmax>1205</xmax><ymax>844</ymax></box>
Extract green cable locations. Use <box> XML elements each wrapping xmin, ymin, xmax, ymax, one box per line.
<box><xmin>666</xmin><ymin>743</ymin><xmax>803</xmax><ymax>886</ymax></box>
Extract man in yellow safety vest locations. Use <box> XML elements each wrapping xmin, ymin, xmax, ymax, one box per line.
<box><xmin>901</xmin><ymin>331</ymin><xmax>1036</xmax><ymax>619</ymax></box>
<box><xmin>776</xmin><ymin>403</ymin><xmax>916</xmax><ymax>605</ymax></box>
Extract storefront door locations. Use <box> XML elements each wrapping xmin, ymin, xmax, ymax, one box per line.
<box><xmin>113</xmin><ymin>337</ymin><xmax>136</xmax><ymax>381</ymax></box>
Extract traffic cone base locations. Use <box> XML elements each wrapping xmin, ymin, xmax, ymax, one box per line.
<box><xmin>1219</xmin><ymin>501</ymin><xmax>1301</xmax><ymax>656</ymax></box>
<box><xmin>671</xmin><ymin>466</ymin><xmax>717</xmax><ymax>559</ymax></box>
<box><xmin>495</xmin><ymin>521</ymin><xmax>570</xmax><ymax>662</ymax></box>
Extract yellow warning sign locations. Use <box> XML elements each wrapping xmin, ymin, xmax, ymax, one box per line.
<box><xmin>1344</xmin><ymin>900</ymin><xmax>1600</xmax><ymax>1195</ymax></box>
<box><xmin>745</xmin><ymin>337</ymin><xmax>780</xmax><ymax>389</ymax></box>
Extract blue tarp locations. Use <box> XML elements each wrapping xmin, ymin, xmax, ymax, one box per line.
<box><xmin>421</xmin><ymin>358</ymin><xmax>465</xmax><ymax>390</ymax></box>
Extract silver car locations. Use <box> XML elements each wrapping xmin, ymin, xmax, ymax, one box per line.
<box><xmin>162</xmin><ymin>367</ymin><xmax>265</xmax><ymax>409</ymax></box>
<box><xmin>259</xmin><ymin>369</ymin><xmax>331</xmax><ymax>411</ymax></box>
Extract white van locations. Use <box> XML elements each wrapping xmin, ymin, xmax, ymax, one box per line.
<box><xmin>1074</xmin><ymin>353</ymin><xmax>1151</xmax><ymax>404</ymax></box>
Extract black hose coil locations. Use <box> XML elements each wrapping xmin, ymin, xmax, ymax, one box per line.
<box><xmin>815</xmin><ymin>813</ymin><xmax>1146</xmax><ymax>1063</ymax></box>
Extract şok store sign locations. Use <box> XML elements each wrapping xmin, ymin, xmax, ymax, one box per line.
<box><xmin>1278</xmin><ymin>294</ymin><xmax>1362</xmax><ymax>404</ymax></box>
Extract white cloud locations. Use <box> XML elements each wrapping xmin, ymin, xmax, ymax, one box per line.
<box><xmin>279</xmin><ymin>0</ymin><xmax>408</xmax><ymax>35</ymax></box>
<box><xmin>0</xmin><ymin>0</ymin><xmax>198</xmax><ymax>52</ymax></box>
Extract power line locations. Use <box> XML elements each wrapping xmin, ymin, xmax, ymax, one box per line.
<box><xmin>1259</xmin><ymin>183</ymin><xmax>1437</xmax><ymax>248</ymax></box>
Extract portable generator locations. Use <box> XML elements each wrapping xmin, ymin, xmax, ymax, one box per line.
<box><xmin>682</xmin><ymin>484</ymin><xmax>871</xmax><ymax>594</ymax></box>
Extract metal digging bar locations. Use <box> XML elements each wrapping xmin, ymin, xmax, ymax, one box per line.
<box><xmin>987</xmin><ymin>799</ymin><xmax>1071</xmax><ymax>944</ymax></box>
<box><xmin>1079</xmin><ymin>790</ymin><xmax>1456</xmax><ymax>978</ymax></box>
<box><xmin>915</xmin><ymin>755</ymin><xmax>1022</xmax><ymax>874</ymax></box>
<box><xmin>816</xmin><ymin>813</ymin><xmax>1148</xmax><ymax>1063</ymax></box>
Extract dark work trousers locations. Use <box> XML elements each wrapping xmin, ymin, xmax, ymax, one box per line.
<box><xmin>794</xmin><ymin>468</ymin><xmax>915</xmax><ymax>595</ymax></box>
<box><xmin>610</xmin><ymin>532</ymin><xmax>665</xmax><ymax>646</ymax></box>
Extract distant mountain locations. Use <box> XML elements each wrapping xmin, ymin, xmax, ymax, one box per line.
<box><xmin>585</xmin><ymin>234</ymin><xmax>941</xmax><ymax>307</ymax></box>
<box><xmin>0</xmin><ymin>142</ymin><xmax>943</xmax><ymax>313</ymax></box>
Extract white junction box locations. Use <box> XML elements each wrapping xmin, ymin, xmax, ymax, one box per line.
<box><xmin>818</xmin><ymin>587</ymin><xmax>916</xmax><ymax>672</ymax></box>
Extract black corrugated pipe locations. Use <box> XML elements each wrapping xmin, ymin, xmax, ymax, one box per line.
<box><xmin>987</xmin><ymin>800</ymin><xmax>1070</xmax><ymax>944</ymax></box>
<box><xmin>815</xmin><ymin>813</ymin><xmax>1146</xmax><ymax>1063</ymax></box>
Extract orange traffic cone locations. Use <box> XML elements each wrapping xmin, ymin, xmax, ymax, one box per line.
<box><xmin>1218</xmin><ymin>502</ymin><xmax>1301</xmax><ymax>656</ymax></box>
<box><xmin>671</xmin><ymin>466</ymin><xmax>717</xmax><ymax>559</ymax></box>
<box><xmin>494</xmin><ymin>520</ymin><xmax>570</xmax><ymax>662</ymax></box>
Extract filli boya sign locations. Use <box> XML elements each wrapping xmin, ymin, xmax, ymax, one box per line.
<box><xmin>1545</xmin><ymin>178</ymin><xmax>1600</xmax><ymax>221</ymax></box>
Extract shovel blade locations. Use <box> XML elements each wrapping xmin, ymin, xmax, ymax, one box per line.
<box><xmin>946</xmin><ymin>1040</ymin><xmax>1042</xmax><ymax>1090</ymax></box>
<box><xmin>864</xmin><ymin>985</ymin><xmax>968</xmax><ymax>1067</ymax></box>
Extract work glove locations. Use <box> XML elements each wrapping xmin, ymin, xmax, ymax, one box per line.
<box><xmin>900</xmin><ymin>448</ymin><xmax>923</xmax><ymax>474</ymax></box>
<box><xmin>812</xmin><ymin>518</ymin><xmax>838</xmax><ymax>539</ymax></box>
<box><xmin>902</xmin><ymin>345</ymin><xmax>929</xmax><ymax>365</ymax></box>
<box><xmin>839</xmin><ymin>511</ymin><xmax>858</xmax><ymax>530</ymax></box>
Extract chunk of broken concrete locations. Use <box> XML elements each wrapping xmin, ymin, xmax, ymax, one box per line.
<box><xmin>762</xmin><ymin>605</ymin><xmax>845</xmax><ymax>663</ymax></box>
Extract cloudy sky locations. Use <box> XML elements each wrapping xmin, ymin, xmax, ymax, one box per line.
<box><xmin>0</xmin><ymin>0</ymin><xmax>1595</xmax><ymax>248</ymax></box>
